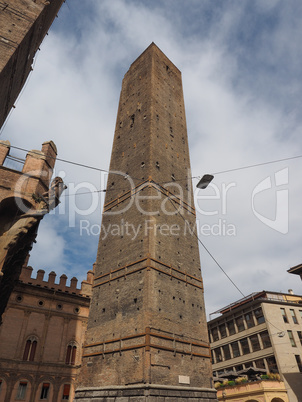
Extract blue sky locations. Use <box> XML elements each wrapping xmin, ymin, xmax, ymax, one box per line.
<box><xmin>2</xmin><ymin>0</ymin><xmax>302</xmax><ymax>316</ymax></box>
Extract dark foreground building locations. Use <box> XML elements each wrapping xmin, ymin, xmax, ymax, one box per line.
<box><xmin>0</xmin><ymin>0</ymin><xmax>65</xmax><ymax>130</ymax></box>
<box><xmin>0</xmin><ymin>140</ymin><xmax>66</xmax><ymax>324</ymax></box>
<box><xmin>75</xmin><ymin>43</ymin><xmax>217</xmax><ymax>401</ymax></box>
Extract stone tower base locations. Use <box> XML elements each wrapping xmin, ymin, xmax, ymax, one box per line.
<box><xmin>74</xmin><ymin>384</ymin><xmax>217</xmax><ymax>401</ymax></box>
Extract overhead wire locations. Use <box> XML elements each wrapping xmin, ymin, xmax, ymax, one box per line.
<box><xmin>6</xmin><ymin>144</ymin><xmax>302</xmax><ymax>199</ymax></box>
<box><xmin>165</xmin><ymin>192</ymin><xmax>245</xmax><ymax>298</ymax></box>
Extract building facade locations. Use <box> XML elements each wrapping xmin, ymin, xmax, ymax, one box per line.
<box><xmin>0</xmin><ymin>0</ymin><xmax>65</xmax><ymax>130</ymax></box>
<box><xmin>208</xmin><ymin>290</ymin><xmax>302</xmax><ymax>402</ymax></box>
<box><xmin>0</xmin><ymin>259</ymin><xmax>93</xmax><ymax>402</ymax></box>
<box><xmin>75</xmin><ymin>43</ymin><xmax>216</xmax><ymax>401</ymax></box>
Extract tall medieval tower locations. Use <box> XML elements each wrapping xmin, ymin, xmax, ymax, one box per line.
<box><xmin>76</xmin><ymin>43</ymin><xmax>216</xmax><ymax>401</ymax></box>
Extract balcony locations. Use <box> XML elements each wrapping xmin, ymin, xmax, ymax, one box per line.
<box><xmin>215</xmin><ymin>379</ymin><xmax>289</xmax><ymax>402</ymax></box>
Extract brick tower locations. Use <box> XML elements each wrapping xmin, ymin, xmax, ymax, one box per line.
<box><xmin>75</xmin><ymin>43</ymin><xmax>217</xmax><ymax>401</ymax></box>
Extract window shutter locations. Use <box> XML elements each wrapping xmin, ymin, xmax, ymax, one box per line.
<box><xmin>29</xmin><ymin>340</ymin><xmax>37</xmax><ymax>361</ymax></box>
<box><xmin>71</xmin><ymin>346</ymin><xmax>77</xmax><ymax>365</ymax></box>
<box><xmin>65</xmin><ymin>345</ymin><xmax>72</xmax><ymax>364</ymax></box>
<box><xmin>63</xmin><ymin>384</ymin><xmax>70</xmax><ymax>396</ymax></box>
<box><xmin>23</xmin><ymin>340</ymin><xmax>31</xmax><ymax>361</ymax></box>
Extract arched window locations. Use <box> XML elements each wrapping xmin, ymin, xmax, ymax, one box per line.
<box><xmin>23</xmin><ymin>337</ymin><xmax>37</xmax><ymax>361</ymax></box>
<box><xmin>0</xmin><ymin>378</ymin><xmax>7</xmax><ymax>399</ymax></box>
<box><xmin>65</xmin><ymin>344</ymin><xmax>77</xmax><ymax>365</ymax></box>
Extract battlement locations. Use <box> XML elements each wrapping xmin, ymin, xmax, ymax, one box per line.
<box><xmin>0</xmin><ymin>139</ymin><xmax>56</xmax><ymax>175</ymax></box>
<box><xmin>19</xmin><ymin>258</ymin><xmax>94</xmax><ymax>298</ymax></box>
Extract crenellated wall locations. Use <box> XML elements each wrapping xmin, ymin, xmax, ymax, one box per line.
<box><xmin>19</xmin><ymin>259</ymin><xmax>94</xmax><ymax>297</ymax></box>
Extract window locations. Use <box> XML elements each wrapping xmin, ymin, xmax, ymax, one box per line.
<box><xmin>211</xmin><ymin>327</ymin><xmax>219</xmax><ymax>341</ymax></box>
<box><xmin>244</xmin><ymin>361</ymin><xmax>253</xmax><ymax>368</ymax></box>
<box><xmin>226</xmin><ymin>320</ymin><xmax>235</xmax><ymax>335</ymax></box>
<box><xmin>62</xmin><ymin>384</ymin><xmax>70</xmax><ymax>400</ymax></box>
<box><xmin>23</xmin><ymin>338</ymin><xmax>37</xmax><ymax>361</ymax></box>
<box><xmin>266</xmin><ymin>355</ymin><xmax>278</xmax><ymax>373</ymax></box>
<box><xmin>231</xmin><ymin>341</ymin><xmax>240</xmax><ymax>358</ymax></box>
<box><xmin>297</xmin><ymin>331</ymin><xmax>302</xmax><ymax>345</ymax></box>
<box><xmin>299</xmin><ymin>310</ymin><xmax>302</xmax><ymax>320</ymax></box>
<box><xmin>245</xmin><ymin>312</ymin><xmax>255</xmax><ymax>328</ymax></box>
<box><xmin>250</xmin><ymin>334</ymin><xmax>261</xmax><ymax>352</ymax></box>
<box><xmin>65</xmin><ymin>345</ymin><xmax>77</xmax><ymax>365</ymax></box>
<box><xmin>240</xmin><ymin>338</ymin><xmax>250</xmax><ymax>355</ymax></box>
<box><xmin>288</xmin><ymin>330</ymin><xmax>296</xmax><ymax>347</ymax></box>
<box><xmin>40</xmin><ymin>383</ymin><xmax>50</xmax><ymax>399</ymax></box>
<box><xmin>214</xmin><ymin>348</ymin><xmax>222</xmax><ymax>362</ymax></box>
<box><xmin>219</xmin><ymin>323</ymin><xmax>227</xmax><ymax>338</ymax></box>
<box><xmin>235</xmin><ymin>315</ymin><xmax>245</xmax><ymax>332</ymax></box>
<box><xmin>0</xmin><ymin>380</ymin><xmax>2</xmax><ymax>394</ymax></box>
<box><xmin>255</xmin><ymin>358</ymin><xmax>266</xmax><ymax>369</ymax></box>
<box><xmin>254</xmin><ymin>307</ymin><xmax>265</xmax><ymax>324</ymax></box>
<box><xmin>235</xmin><ymin>364</ymin><xmax>243</xmax><ymax>371</ymax></box>
<box><xmin>16</xmin><ymin>382</ymin><xmax>27</xmax><ymax>400</ymax></box>
<box><xmin>222</xmin><ymin>344</ymin><xmax>231</xmax><ymax>360</ymax></box>
<box><xmin>211</xmin><ymin>349</ymin><xmax>214</xmax><ymax>364</ymax></box>
<box><xmin>281</xmin><ymin>308</ymin><xmax>288</xmax><ymax>323</ymax></box>
<box><xmin>260</xmin><ymin>331</ymin><xmax>272</xmax><ymax>348</ymax></box>
<box><xmin>295</xmin><ymin>355</ymin><xmax>302</xmax><ymax>372</ymax></box>
<box><xmin>290</xmin><ymin>309</ymin><xmax>298</xmax><ymax>324</ymax></box>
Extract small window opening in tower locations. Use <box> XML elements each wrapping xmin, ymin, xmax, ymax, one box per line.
<box><xmin>171</xmin><ymin>174</ymin><xmax>176</xmax><ymax>181</ymax></box>
<box><xmin>156</xmin><ymin>161</ymin><xmax>160</xmax><ymax>169</ymax></box>
<box><xmin>141</xmin><ymin>162</ymin><xmax>145</xmax><ymax>168</ymax></box>
<box><xmin>130</xmin><ymin>114</ymin><xmax>135</xmax><ymax>128</ymax></box>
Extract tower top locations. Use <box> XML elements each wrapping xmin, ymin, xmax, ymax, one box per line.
<box><xmin>130</xmin><ymin>42</ymin><xmax>180</xmax><ymax>74</ymax></box>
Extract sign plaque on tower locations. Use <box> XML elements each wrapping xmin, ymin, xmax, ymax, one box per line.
<box><xmin>75</xmin><ymin>43</ymin><xmax>217</xmax><ymax>402</ymax></box>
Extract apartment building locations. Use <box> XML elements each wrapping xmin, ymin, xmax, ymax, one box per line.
<box><xmin>208</xmin><ymin>290</ymin><xmax>302</xmax><ymax>402</ymax></box>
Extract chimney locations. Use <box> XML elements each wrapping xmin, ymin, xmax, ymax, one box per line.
<box><xmin>288</xmin><ymin>289</ymin><xmax>294</xmax><ymax>295</ymax></box>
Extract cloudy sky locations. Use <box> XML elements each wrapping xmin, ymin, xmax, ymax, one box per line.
<box><xmin>2</xmin><ymin>0</ymin><xmax>302</xmax><ymax>317</ymax></box>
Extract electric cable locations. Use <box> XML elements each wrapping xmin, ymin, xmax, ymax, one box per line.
<box><xmin>164</xmin><ymin>191</ymin><xmax>245</xmax><ymax>298</ymax></box>
<box><xmin>7</xmin><ymin>144</ymin><xmax>302</xmax><ymax>199</ymax></box>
